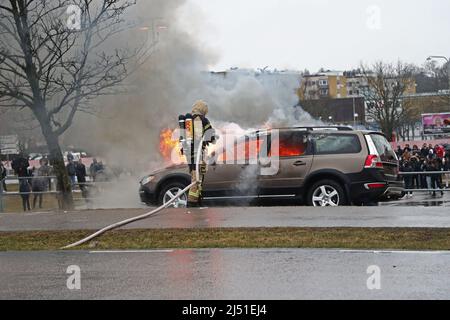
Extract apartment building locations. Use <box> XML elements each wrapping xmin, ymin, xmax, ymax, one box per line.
<box><xmin>300</xmin><ymin>71</ymin><xmax>417</xmax><ymax>101</ymax></box>
<box><xmin>300</xmin><ymin>71</ymin><xmax>347</xmax><ymax>100</ymax></box>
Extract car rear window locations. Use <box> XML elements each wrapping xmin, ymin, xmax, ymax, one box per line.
<box><xmin>369</xmin><ymin>134</ymin><xmax>397</xmax><ymax>162</ymax></box>
<box><xmin>313</xmin><ymin>134</ymin><xmax>361</xmax><ymax>155</ymax></box>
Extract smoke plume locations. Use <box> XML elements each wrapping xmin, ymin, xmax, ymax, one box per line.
<box><xmin>62</xmin><ymin>0</ymin><xmax>318</xmax><ymax>208</ymax></box>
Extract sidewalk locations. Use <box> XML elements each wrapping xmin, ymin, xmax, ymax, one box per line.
<box><xmin>1</xmin><ymin>206</ymin><xmax>450</xmax><ymax>232</ymax></box>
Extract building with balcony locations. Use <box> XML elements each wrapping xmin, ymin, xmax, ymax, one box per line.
<box><xmin>300</xmin><ymin>71</ymin><xmax>348</xmax><ymax>100</ymax></box>
<box><xmin>300</xmin><ymin>71</ymin><xmax>417</xmax><ymax>101</ymax></box>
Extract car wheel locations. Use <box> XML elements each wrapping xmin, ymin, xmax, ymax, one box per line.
<box><xmin>307</xmin><ymin>179</ymin><xmax>347</xmax><ymax>207</ymax></box>
<box><xmin>158</xmin><ymin>182</ymin><xmax>188</xmax><ymax>208</ymax></box>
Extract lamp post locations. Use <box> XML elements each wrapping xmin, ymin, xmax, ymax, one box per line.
<box><xmin>427</xmin><ymin>55</ymin><xmax>450</xmax><ymax>92</ymax></box>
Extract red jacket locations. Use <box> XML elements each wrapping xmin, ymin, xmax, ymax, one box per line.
<box><xmin>435</xmin><ymin>146</ymin><xmax>445</xmax><ymax>159</ymax></box>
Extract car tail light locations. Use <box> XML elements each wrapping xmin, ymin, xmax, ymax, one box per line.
<box><xmin>364</xmin><ymin>155</ymin><xmax>383</xmax><ymax>169</ymax></box>
<box><xmin>365</xmin><ymin>183</ymin><xmax>387</xmax><ymax>189</ymax></box>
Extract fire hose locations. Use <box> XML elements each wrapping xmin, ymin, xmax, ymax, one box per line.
<box><xmin>62</xmin><ymin>137</ymin><xmax>205</xmax><ymax>250</ymax></box>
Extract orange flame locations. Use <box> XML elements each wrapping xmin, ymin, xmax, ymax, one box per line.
<box><xmin>159</xmin><ymin>128</ymin><xmax>184</xmax><ymax>164</ymax></box>
<box><xmin>159</xmin><ymin>125</ymin><xmax>305</xmax><ymax>164</ymax></box>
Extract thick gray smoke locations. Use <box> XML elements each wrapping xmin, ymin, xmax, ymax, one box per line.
<box><xmin>62</xmin><ymin>0</ymin><xmax>318</xmax><ymax>208</ymax></box>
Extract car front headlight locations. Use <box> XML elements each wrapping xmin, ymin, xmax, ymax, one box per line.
<box><xmin>140</xmin><ymin>176</ymin><xmax>155</xmax><ymax>186</ymax></box>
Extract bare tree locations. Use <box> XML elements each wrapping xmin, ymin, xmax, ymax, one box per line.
<box><xmin>361</xmin><ymin>61</ymin><xmax>416</xmax><ymax>141</ymax></box>
<box><xmin>397</xmin><ymin>104</ymin><xmax>420</xmax><ymax>141</ymax></box>
<box><xmin>0</xmin><ymin>0</ymin><xmax>147</xmax><ymax>208</ymax></box>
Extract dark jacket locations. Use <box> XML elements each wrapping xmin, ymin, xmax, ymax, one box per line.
<box><xmin>411</xmin><ymin>159</ymin><xmax>421</xmax><ymax>172</ymax></box>
<box><xmin>0</xmin><ymin>165</ymin><xmax>6</xmax><ymax>180</ymax></box>
<box><xmin>75</xmin><ymin>162</ymin><xmax>87</xmax><ymax>183</ymax></box>
<box><xmin>66</xmin><ymin>162</ymin><xmax>76</xmax><ymax>176</ymax></box>
<box><xmin>420</xmin><ymin>148</ymin><xmax>429</xmax><ymax>158</ymax></box>
<box><xmin>400</xmin><ymin>163</ymin><xmax>414</xmax><ymax>188</ymax></box>
<box><xmin>31</xmin><ymin>166</ymin><xmax>51</xmax><ymax>192</ymax></box>
<box><xmin>19</xmin><ymin>170</ymin><xmax>32</xmax><ymax>194</ymax></box>
<box><xmin>11</xmin><ymin>157</ymin><xmax>30</xmax><ymax>177</ymax></box>
<box><xmin>424</xmin><ymin>163</ymin><xmax>439</xmax><ymax>179</ymax></box>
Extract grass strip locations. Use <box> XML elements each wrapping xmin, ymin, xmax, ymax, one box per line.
<box><xmin>1</xmin><ymin>228</ymin><xmax>450</xmax><ymax>251</ymax></box>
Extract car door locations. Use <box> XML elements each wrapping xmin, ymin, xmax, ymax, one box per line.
<box><xmin>203</xmin><ymin>134</ymin><xmax>261</xmax><ymax>198</ymax></box>
<box><xmin>258</xmin><ymin>130</ymin><xmax>314</xmax><ymax>196</ymax></box>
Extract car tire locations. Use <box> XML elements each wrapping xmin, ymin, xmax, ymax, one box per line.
<box><xmin>306</xmin><ymin>179</ymin><xmax>347</xmax><ymax>207</ymax></box>
<box><xmin>157</xmin><ymin>181</ymin><xmax>189</xmax><ymax>208</ymax></box>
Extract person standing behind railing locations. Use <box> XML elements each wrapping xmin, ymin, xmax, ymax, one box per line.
<box><xmin>395</xmin><ymin>146</ymin><xmax>403</xmax><ymax>159</ymax></box>
<box><xmin>39</xmin><ymin>158</ymin><xmax>52</xmax><ymax>191</ymax></box>
<box><xmin>66</xmin><ymin>159</ymin><xmax>77</xmax><ymax>187</ymax></box>
<box><xmin>19</xmin><ymin>170</ymin><xmax>32</xmax><ymax>211</ymax></box>
<box><xmin>436</xmin><ymin>157</ymin><xmax>444</xmax><ymax>188</ymax></box>
<box><xmin>419</xmin><ymin>158</ymin><xmax>428</xmax><ymax>189</ymax></box>
<box><xmin>410</xmin><ymin>156</ymin><xmax>421</xmax><ymax>190</ymax></box>
<box><xmin>412</xmin><ymin>145</ymin><xmax>419</xmax><ymax>156</ymax></box>
<box><xmin>400</xmin><ymin>161</ymin><xmax>414</xmax><ymax>198</ymax></box>
<box><xmin>403</xmin><ymin>144</ymin><xmax>412</xmax><ymax>154</ymax></box>
<box><xmin>424</xmin><ymin>159</ymin><xmax>434</xmax><ymax>195</ymax></box>
<box><xmin>75</xmin><ymin>160</ymin><xmax>89</xmax><ymax>201</ymax></box>
<box><xmin>31</xmin><ymin>159</ymin><xmax>50</xmax><ymax>209</ymax></box>
<box><xmin>420</xmin><ymin>143</ymin><xmax>429</xmax><ymax>158</ymax></box>
<box><xmin>11</xmin><ymin>154</ymin><xmax>29</xmax><ymax>178</ymax></box>
<box><xmin>435</xmin><ymin>145</ymin><xmax>445</xmax><ymax>160</ymax></box>
<box><xmin>0</xmin><ymin>162</ymin><xmax>7</xmax><ymax>192</ymax></box>
<box><xmin>402</xmin><ymin>150</ymin><xmax>412</xmax><ymax>162</ymax></box>
<box><xmin>444</xmin><ymin>154</ymin><xmax>450</xmax><ymax>188</ymax></box>
<box><xmin>426</xmin><ymin>159</ymin><xmax>444</xmax><ymax>197</ymax></box>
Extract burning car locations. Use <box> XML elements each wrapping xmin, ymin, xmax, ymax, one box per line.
<box><xmin>139</xmin><ymin>126</ymin><xmax>403</xmax><ymax>207</ymax></box>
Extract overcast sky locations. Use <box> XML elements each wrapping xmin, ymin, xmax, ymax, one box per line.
<box><xmin>187</xmin><ymin>0</ymin><xmax>450</xmax><ymax>72</ymax></box>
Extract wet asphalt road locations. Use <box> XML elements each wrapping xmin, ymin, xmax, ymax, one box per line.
<box><xmin>2</xmin><ymin>191</ymin><xmax>450</xmax><ymax>231</ymax></box>
<box><xmin>0</xmin><ymin>249</ymin><xmax>449</xmax><ymax>300</ymax></box>
<box><xmin>1</xmin><ymin>205</ymin><xmax>450</xmax><ymax>231</ymax></box>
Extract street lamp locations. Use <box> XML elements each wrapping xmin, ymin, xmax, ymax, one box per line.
<box><xmin>427</xmin><ymin>55</ymin><xmax>450</xmax><ymax>91</ymax></box>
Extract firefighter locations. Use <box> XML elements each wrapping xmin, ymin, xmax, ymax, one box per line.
<box><xmin>186</xmin><ymin>100</ymin><xmax>214</xmax><ymax>207</ymax></box>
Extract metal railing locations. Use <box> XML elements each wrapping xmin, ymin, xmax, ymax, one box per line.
<box><xmin>2</xmin><ymin>170</ymin><xmax>449</xmax><ymax>212</ymax></box>
<box><xmin>0</xmin><ymin>175</ymin><xmax>112</xmax><ymax>212</ymax></box>
<box><xmin>398</xmin><ymin>171</ymin><xmax>450</xmax><ymax>175</ymax></box>
<box><xmin>398</xmin><ymin>170</ymin><xmax>450</xmax><ymax>192</ymax></box>
<box><xmin>0</xmin><ymin>175</ymin><xmax>58</xmax><ymax>194</ymax></box>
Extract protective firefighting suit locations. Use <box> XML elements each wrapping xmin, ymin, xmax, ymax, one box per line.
<box><xmin>187</xmin><ymin>100</ymin><xmax>214</xmax><ymax>207</ymax></box>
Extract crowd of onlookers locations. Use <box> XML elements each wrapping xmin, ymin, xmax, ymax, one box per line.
<box><xmin>65</xmin><ymin>152</ymin><xmax>105</xmax><ymax>204</ymax></box>
<box><xmin>0</xmin><ymin>155</ymin><xmax>53</xmax><ymax>211</ymax></box>
<box><xmin>396</xmin><ymin>143</ymin><xmax>450</xmax><ymax>198</ymax></box>
<box><xmin>0</xmin><ymin>152</ymin><xmax>106</xmax><ymax>211</ymax></box>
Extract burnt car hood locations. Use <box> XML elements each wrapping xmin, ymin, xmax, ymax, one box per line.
<box><xmin>150</xmin><ymin>164</ymin><xmax>188</xmax><ymax>176</ymax></box>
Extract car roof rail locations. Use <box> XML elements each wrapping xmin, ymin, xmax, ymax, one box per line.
<box><xmin>253</xmin><ymin>126</ymin><xmax>354</xmax><ymax>135</ymax></box>
<box><xmin>291</xmin><ymin>126</ymin><xmax>354</xmax><ymax>131</ymax></box>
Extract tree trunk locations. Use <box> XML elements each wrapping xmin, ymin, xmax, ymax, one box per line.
<box><xmin>44</xmin><ymin>131</ymin><xmax>74</xmax><ymax>210</ymax></box>
<box><xmin>382</xmin><ymin>123</ymin><xmax>395</xmax><ymax>142</ymax></box>
<box><xmin>34</xmin><ymin>108</ymin><xmax>74</xmax><ymax>210</ymax></box>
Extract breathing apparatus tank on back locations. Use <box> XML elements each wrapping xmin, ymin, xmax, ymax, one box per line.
<box><xmin>178</xmin><ymin>115</ymin><xmax>186</xmax><ymax>155</ymax></box>
<box><xmin>184</xmin><ymin>113</ymin><xmax>194</xmax><ymax>144</ymax></box>
<box><xmin>180</xmin><ymin>113</ymin><xmax>194</xmax><ymax>162</ymax></box>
